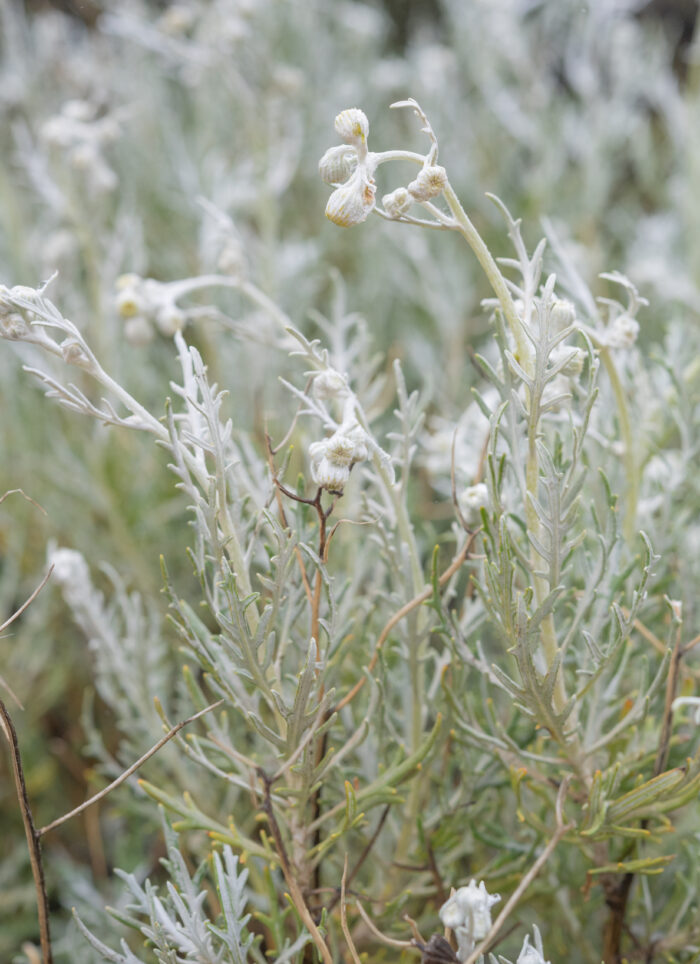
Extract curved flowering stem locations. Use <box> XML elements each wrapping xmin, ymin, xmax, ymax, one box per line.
<box><xmin>387</xmin><ymin>99</ymin><xmax>531</xmax><ymax>371</ymax></box>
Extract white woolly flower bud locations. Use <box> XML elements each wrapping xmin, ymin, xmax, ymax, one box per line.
<box><xmin>124</xmin><ymin>316</ymin><xmax>154</xmax><ymax>346</ymax></box>
<box><xmin>550</xmin><ymin>299</ymin><xmax>576</xmax><ymax>332</ymax></box>
<box><xmin>311</xmin><ymin>455</ymin><xmax>351</xmax><ymax>491</ymax></box>
<box><xmin>48</xmin><ymin>546</ymin><xmax>93</xmax><ymax>610</ymax></box>
<box><xmin>61</xmin><ymin>338</ymin><xmax>92</xmax><ymax>369</ymax></box>
<box><xmin>9</xmin><ymin>285</ymin><xmax>41</xmax><ymax>307</ymax></box>
<box><xmin>549</xmin><ymin>344</ymin><xmax>585</xmax><ymax>378</ymax></box>
<box><xmin>407</xmin><ymin>164</ymin><xmax>447</xmax><ymax>202</ymax></box>
<box><xmin>115</xmin><ymin>274</ymin><xmax>145</xmax><ymax>318</ymax></box>
<box><xmin>155</xmin><ymin>304</ymin><xmax>186</xmax><ymax>336</ymax></box>
<box><xmin>605</xmin><ymin>314</ymin><xmax>639</xmax><ymax>348</ymax></box>
<box><xmin>382</xmin><ymin>187</ymin><xmax>412</xmax><ymax>219</ymax></box>
<box><xmin>50</xmin><ymin>547</ymin><xmax>90</xmax><ymax>586</ymax></box>
<box><xmin>344</xmin><ymin>424</ymin><xmax>369</xmax><ymax>462</ymax></box>
<box><xmin>0</xmin><ymin>312</ymin><xmax>29</xmax><ymax>340</ymax></box>
<box><xmin>313</xmin><ymin>369</ymin><xmax>347</xmax><ymax>400</ymax></box>
<box><xmin>309</xmin><ymin>425</ymin><xmax>369</xmax><ymax>492</ymax></box>
<box><xmin>439</xmin><ymin>880</ymin><xmax>501</xmax><ymax>961</ymax></box>
<box><xmin>458</xmin><ymin>483</ymin><xmax>488</xmax><ymax>526</ymax></box>
<box><xmin>334</xmin><ymin>108</ymin><xmax>369</xmax><ymax>148</ymax></box>
<box><xmin>325</xmin><ymin>168</ymin><xmax>376</xmax><ymax>227</ymax></box>
<box><xmin>318</xmin><ymin>145</ymin><xmax>357</xmax><ymax>185</ymax></box>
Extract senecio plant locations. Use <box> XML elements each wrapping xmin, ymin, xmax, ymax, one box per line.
<box><xmin>2</xmin><ymin>96</ymin><xmax>700</xmax><ymax>964</ymax></box>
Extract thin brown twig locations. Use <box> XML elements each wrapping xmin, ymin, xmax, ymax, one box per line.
<box><xmin>258</xmin><ymin>769</ymin><xmax>333</xmax><ymax>964</ymax></box>
<box><xmin>265</xmin><ymin>431</ymin><xmax>314</xmax><ymax>607</ymax></box>
<box><xmin>39</xmin><ymin>700</ymin><xmax>224</xmax><ymax>836</ymax></box>
<box><xmin>463</xmin><ymin>777</ymin><xmax>573</xmax><ymax>964</ymax></box>
<box><xmin>0</xmin><ymin>488</ymin><xmax>47</xmax><ymax>514</ymax></box>
<box><xmin>325</xmin><ymin>806</ymin><xmax>390</xmax><ymax>915</ymax></box>
<box><xmin>355</xmin><ymin>899</ymin><xmax>413</xmax><ymax>949</ymax></box>
<box><xmin>334</xmin><ymin>532</ymin><xmax>478</xmax><ymax>713</ymax></box>
<box><xmin>0</xmin><ymin>697</ymin><xmax>53</xmax><ymax>964</ymax></box>
<box><xmin>0</xmin><ymin>566</ymin><xmax>54</xmax><ymax>636</ymax></box>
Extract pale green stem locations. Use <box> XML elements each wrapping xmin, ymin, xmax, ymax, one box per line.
<box><xmin>442</xmin><ymin>183</ymin><xmax>533</xmax><ymax>374</ymax></box>
<box><xmin>599</xmin><ymin>346</ymin><xmax>638</xmax><ymax>543</ymax></box>
<box><xmin>441</xmin><ymin>183</ymin><xmax>568</xmax><ymax>711</ymax></box>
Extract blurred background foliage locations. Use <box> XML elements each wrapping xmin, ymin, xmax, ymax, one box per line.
<box><xmin>2</xmin><ymin>0</ymin><xmax>700</xmax><ymax>959</ymax></box>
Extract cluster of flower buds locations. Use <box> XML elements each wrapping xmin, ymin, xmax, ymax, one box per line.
<box><xmin>309</xmin><ymin>422</ymin><xmax>369</xmax><ymax>492</ymax></box>
<box><xmin>320</xmin><ymin>103</ymin><xmax>450</xmax><ymax>227</ymax></box>
<box><xmin>115</xmin><ymin>274</ymin><xmax>187</xmax><ymax>345</ymax></box>
<box><xmin>41</xmin><ymin>99</ymin><xmax>120</xmax><ymax>194</ymax></box>
<box><xmin>0</xmin><ymin>283</ymin><xmax>95</xmax><ymax>369</ymax></box>
<box><xmin>439</xmin><ymin>880</ymin><xmax>501</xmax><ymax>961</ymax></box>
<box><xmin>320</xmin><ymin>108</ymin><xmax>377</xmax><ymax>227</ymax></box>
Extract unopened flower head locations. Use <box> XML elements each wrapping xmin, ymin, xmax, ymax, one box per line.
<box><xmin>325</xmin><ymin>168</ymin><xmax>376</xmax><ymax>227</ymax></box>
<box><xmin>549</xmin><ymin>343</ymin><xmax>585</xmax><ymax>378</ymax></box>
<box><xmin>334</xmin><ymin>108</ymin><xmax>369</xmax><ymax>151</ymax></box>
<box><xmin>313</xmin><ymin>368</ymin><xmax>348</xmax><ymax>400</ymax></box>
<box><xmin>49</xmin><ymin>546</ymin><xmax>89</xmax><ymax>585</ymax></box>
<box><xmin>61</xmin><ymin>337</ymin><xmax>92</xmax><ymax>369</ymax></box>
<box><xmin>550</xmin><ymin>299</ymin><xmax>577</xmax><ymax>332</ymax></box>
<box><xmin>439</xmin><ymin>880</ymin><xmax>500</xmax><ymax>961</ymax></box>
<box><xmin>309</xmin><ymin>424</ymin><xmax>369</xmax><ymax>492</ymax></box>
<box><xmin>605</xmin><ymin>314</ymin><xmax>639</xmax><ymax>348</ymax></box>
<box><xmin>382</xmin><ymin>187</ymin><xmax>412</xmax><ymax>219</ymax></box>
<box><xmin>319</xmin><ymin>145</ymin><xmax>358</xmax><ymax>186</ymax></box>
<box><xmin>156</xmin><ymin>305</ymin><xmax>186</xmax><ymax>336</ymax></box>
<box><xmin>116</xmin><ymin>274</ymin><xmax>146</xmax><ymax>318</ymax></box>
<box><xmin>0</xmin><ymin>312</ymin><xmax>29</xmax><ymax>340</ymax></box>
<box><xmin>458</xmin><ymin>482</ymin><xmax>488</xmax><ymax>526</ymax></box>
<box><xmin>408</xmin><ymin>164</ymin><xmax>447</xmax><ymax>202</ymax></box>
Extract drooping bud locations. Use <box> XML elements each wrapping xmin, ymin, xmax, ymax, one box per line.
<box><xmin>325</xmin><ymin>169</ymin><xmax>376</xmax><ymax>227</ymax></box>
<box><xmin>318</xmin><ymin>145</ymin><xmax>357</xmax><ymax>185</ymax></box>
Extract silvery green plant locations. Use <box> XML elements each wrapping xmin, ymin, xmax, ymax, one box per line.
<box><xmin>3</xmin><ymin>87</ymin><xmax>700</xmax><ymax>964</ymax></box>
<box><xmin>3</xmin><ymin>1</ymin><xmax>700</xmax><ymax>962</ymax></box>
